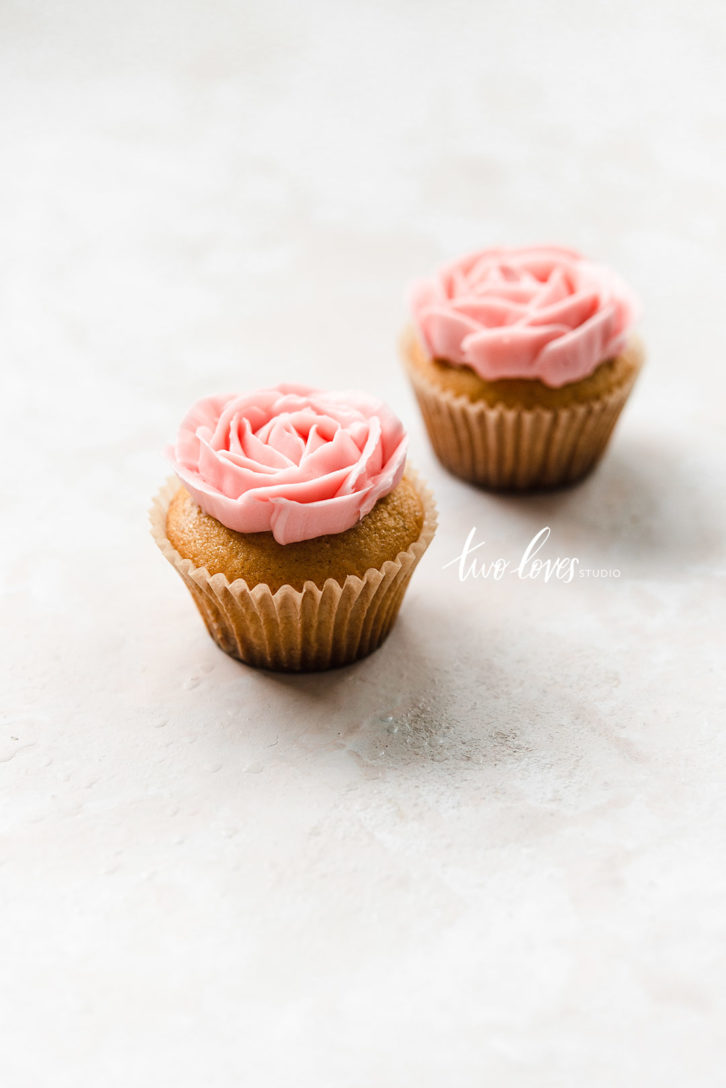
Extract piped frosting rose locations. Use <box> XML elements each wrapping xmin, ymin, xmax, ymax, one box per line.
<box><xmin>167</xmin><ymin>384</ymin><xmax>407</xmax><ymax>545</ymax></box>
<box><xmin>409</xmin><ymin>245</ymin><xmax>639</xmax><ymax>388</ymax></box>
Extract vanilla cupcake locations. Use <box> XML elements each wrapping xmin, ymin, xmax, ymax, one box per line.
<box><xmin>402</xmin><ymin>245</ymin><xmax>644</xmax><ymax>490</ymax></box>
<box><xmin>150</xmin><ymin>384</ymin><xmax>436</xmax><ymax>671</ymax></box>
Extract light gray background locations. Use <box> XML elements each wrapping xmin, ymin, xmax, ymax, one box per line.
<box><xmin>2</xmin><ymin>2</ymin><xmax>725</xmax><ymax>1085</ymax></box>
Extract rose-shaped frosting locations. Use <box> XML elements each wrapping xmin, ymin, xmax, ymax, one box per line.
<box><xmin>409</xmin><ymin>245</ymin><xmax>639</xmax><ymax>388</ymax></box>
<box><xmin>167</xmin><ymin>384</ymin><xmax>408</xmax><ymax>545</ymax></box>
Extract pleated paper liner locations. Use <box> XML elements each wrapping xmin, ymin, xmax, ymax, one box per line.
<box><xmin>403</xmin><ymin>345</ymin><xmax>643</xmax><ymax>491</ymax></box>
<box><xmin>150</xmin><ymin>472</ymin><xmax>437</xmax><ymax>672</ymax></box>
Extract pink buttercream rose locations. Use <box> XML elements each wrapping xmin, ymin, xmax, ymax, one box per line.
<box><xmin>167</xmin><ymin>384</ymin><xmax>407</xmax><ymax>545</ymax></box>
<box><xmin>409</xmin><ymin>245</ymin><xmax>639</xmax><ymax>388</ymax></box>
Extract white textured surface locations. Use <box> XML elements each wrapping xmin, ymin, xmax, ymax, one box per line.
<box><xmin>2</xmin><ymin>2</ymin><xmax>725</xmax><ymax>1085</ymax></box>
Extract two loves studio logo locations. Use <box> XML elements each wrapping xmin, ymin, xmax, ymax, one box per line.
<box><xmin>443</xmin><ymin>527</ymin><xmax>621</xmax><ymax>584</ymax></box>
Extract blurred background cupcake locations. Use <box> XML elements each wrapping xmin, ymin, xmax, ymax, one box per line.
<box><xmin>402</xmin><ymin>245</ymin><xmax>643</xmax><ymax>490</ymax></box>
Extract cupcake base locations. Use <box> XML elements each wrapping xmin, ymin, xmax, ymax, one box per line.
<box><xmin>402</xmin><ymin>330</ymin><xmax>644</xmax><ymax>491</ymax></box>
<box><xmin>150</xmin><ymin>473</ymin><xmax>436</xmax><ymax>672</ymax></box>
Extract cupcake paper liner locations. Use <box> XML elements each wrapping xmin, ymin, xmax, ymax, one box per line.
<box><xmin>404</xmin><ymin>352</ymin><xmax>641</xmax><ymax>490</ymax></box>
<box><xmin>150</xmin><ymin>472</ymin><xmax>437</xmax><ymax>672</ymax></box>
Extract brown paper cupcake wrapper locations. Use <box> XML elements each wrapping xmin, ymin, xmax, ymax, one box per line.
<box><xmin>150</xmin><ymin>471</ymin><xmax>437</xmax><ymax>672</ymax></box>
<box><xmin>405</xmin><ymin>358</ymin><xmax>641</xmax><ymax>491</ymax></box>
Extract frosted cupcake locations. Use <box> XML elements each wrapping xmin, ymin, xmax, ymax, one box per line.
<box><xmin>150</xmin><ymin>384</ymin><xmax>436</xmax><ymax>671</ymax></box>
<box><xmin>401</xmin><ymin>245</ymin><xmax>643</xmax><ymax>490</ymax></box>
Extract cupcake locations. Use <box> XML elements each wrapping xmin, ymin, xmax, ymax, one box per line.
<box><xmin>150</xmin><ymin>384</ymin><xmax>436</xmax><ymax>671</ymax></box>
<box><xmin>401</xmin><ymin>245</ymin><xmax>644</xmax><ymax>490</ymax></box>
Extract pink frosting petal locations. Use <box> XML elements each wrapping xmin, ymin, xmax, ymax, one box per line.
<box><xmin>417</xmin><ymin>306</ymin><xmax>482</xmax><ymax>361</ymax></box>
<box><xmin>536</xmin><ymin>306</ymin><xmax>618</xmax><ymax>387</ymax></box>
<box><xmin>526</xmin><ymin>290</ymin><xmax>599</xmax><ymax>330</ymax></box>
<box><xmin>532</xmin><ymin>267</ymin><xmax>573</xmax><ymax>308</ymax></box>
<box><xmin>268</xmin><ymin>488</ymin><xmax>377</xmax><ymax>547</ymax></box>
<box><xmin>451</xmin><ymin>297</ymin><xmax>530</xmax><ymax>326</ymax></box>
<box><xmin>236</xmin><ymin>417</ymin><xmax>292</xmax><ymax>469</ymax></box>
<box><xmin>462</xmin><ymin>323</ymin><xmax>570</xmax><ymax>377</ymax></box>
